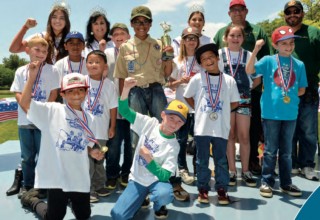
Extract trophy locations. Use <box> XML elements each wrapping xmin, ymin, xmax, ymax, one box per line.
<box><xmin>160</xmin><ymin>22</ymin><xmax>174</xmax><ymax>61</ymax></box>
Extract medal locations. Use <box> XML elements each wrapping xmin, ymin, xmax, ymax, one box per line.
<box><xmin>100</xmin><ymin>145</ymin><xmax>108</xmax><ymax>153</ymax></box>
<box><xmin>283</xmin><ymin>96</ymin><xmax>291</xmax><ymax>104</ymax></box>
<box><xmin>209</xmin><ymin>112</ymin><xmax>218</xmax><ymax>121</ymax></box>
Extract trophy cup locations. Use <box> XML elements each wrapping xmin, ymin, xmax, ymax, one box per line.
<box><xmin>160</xmin><ymin>22</ymin><xmax>174</xmax><ymax>61</ymax></box>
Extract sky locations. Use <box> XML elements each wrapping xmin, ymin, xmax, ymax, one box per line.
<box><xmin>0</xmin><ymin>0</ymin><xmax>290</xmax><ymax>63</ymax></box>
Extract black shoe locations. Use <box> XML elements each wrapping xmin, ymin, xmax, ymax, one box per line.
<box><xmin>21</xmin><ymin>188</ymin><xmax>41</xmax><ymax>211</ymax></box>
<box><xmin>154</xmin><ymin>206</ymin><xmax>168</xmax><ymax>219</ymax></box>
<box><xmin>18</xmin><ymin>186</ymin><xmax>33</xmax><ymax>199</ymax></box>
<box><xmin>6</xmin><ymin>169</ymin><xmax>23</xmax><ymax>196</ymax></box>
<box><xmin>119</xmin><ymin>175</ymin><xmax>129</xmax><ymax>187</ymax></box>
<box><xmin>36</xmin><ymin>189</ymin><xmax>47</xmax><ymax>199</ymax></box>
<box><xmin>141</xmin><ymin>197</ymin><xmax>150</xmax><ymax>209</ymax></box>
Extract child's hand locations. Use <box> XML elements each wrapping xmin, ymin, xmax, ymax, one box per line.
<box><xmin>99</xmin><ymin>39</ymin><xmax>107</xmax><ymax>51</ymax></box>
<box><xmin>28</xmin><ymin>61</ymin><xmax>41</xmax><ymax>81</ymax></box>
<box><xmin>24</xmin><ymin>18</ymin><xmax>37</xmax><ymax>29</ymax></box>
<box><xmin>163</xmin><ymin>45</ymin><xmax>173</xmax><ymax>53</ymax></box>
<box><xmin>108</xmin><ymin>127</ymin><xmax>115</xmax><ymax>139</ymax></box>
<box><xmin>180</xmin><ymin>76</ymin><xmax>190</xmax><ymax>84</ymax></box>
<box><xmin>139</xmin><ymin>146</ymin><xmax>153</xmax><ymax>163</ymax></box>
<box><xmin>90</xmin><ymin>148</ymin><xmax>105</xmax><ymax>161</ymax></box>
<box><xmin>124</xmin><ymin>77</ymin><xmax>137</xmax><ymax>89</ymax></box>
<box><xmin>254</xmin><ymin>39</ymin><xmax>265</xmax><ymax>52</ymax></box>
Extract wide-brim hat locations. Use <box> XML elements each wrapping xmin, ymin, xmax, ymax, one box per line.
<box><xmin>195</xmin><ymin>43</ymin><xmax>219</xmax><ymax>64</ymax></box>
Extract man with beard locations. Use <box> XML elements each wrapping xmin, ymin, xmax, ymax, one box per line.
<box><xmin>284</xmin><ymin>0</ymin><xmax>320</xmax><ymax>181</ymax></box>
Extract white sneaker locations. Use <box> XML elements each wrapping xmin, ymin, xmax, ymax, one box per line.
<box><xmin>301</xmin><ymin>167</ymin><xmax>319</xmax><ymax>181</ymax></box>
<box><xmin>291</xmin><ymin>168</ymin><xmax>300</xmax><ymax>174</ymax></box>
<box><xmin>179</xmin><ymin>169</ymin><xmax>195</xmax><ymax>185</ymax></box>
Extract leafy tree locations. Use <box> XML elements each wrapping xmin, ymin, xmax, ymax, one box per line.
<box><xmin>2</xmin><ymin>54</ymin><xmax>28</xmax><ymax>72</ymax></box>
<box><xmin>0</xmin><ymin>65</ymin><xmax>15</xmax><ymax>88</ymax></box>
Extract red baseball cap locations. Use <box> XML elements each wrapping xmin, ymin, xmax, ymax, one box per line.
<box><xmin>229</xmin><ymin>0</ymin><xmax>247</xmax><ymax>8</ymax></box>
<box><xmin>271</xmin><ymin>26</ymin><xmax>301</xmax><ymax>44</ymax></box>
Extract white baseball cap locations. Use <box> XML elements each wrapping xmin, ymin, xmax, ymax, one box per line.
<box><xmin>60</xmin><ymin>73</ymin><xmax>89</xmax><ymax>92</ymax></box>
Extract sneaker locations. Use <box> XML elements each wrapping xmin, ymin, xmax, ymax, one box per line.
<box><xmin>173</xmin><ymin>183</ymin><xmax>190</xmax><ymax>201</ymax></box>
<box><xmin>260</xmin><ymin>183</ymin><xmax>273</xmax><ymax>198</ymax></box>
<box><xmin>198</xmin><ymin>189</ymin><xmax>209</xmax><ymax>204</ymax></box>
<box><xmin>229</xmin><ymin>172</ymin><xmax>237</xmax><ymax>186</ymax></box>
<box><xmin>179</xmin><ymin>169</ymin><xmax>195</xmax><ymax>185</ymax></box>
<box><xmin>217</xmin><ymin>188</ymin><xmax>230</xmax><ymax>205</ymax></box>
<box><xmin>154</xmin><ymin>205</ymin><xmax>168</xmax><ymax>219</ymax></box>
<box><xmin>249</xmin><ymin>162</ymin><xmax>262</xmax><ymax>176</ymax></box>
<box><xmin>21</xmin><ymin>188</ymin><xmax>41</xmax><ymax>211</ymax></box>
<box><xmin>242</xmin><ymin>171</ymin><xmax>257</xmax><ymax>187</ymax></box>
<box><xmin>90</xmin><ymin>192</ymin><xmax>99</xmax><ymax>203</ymax></box>
<box><xmin>96</xmin><ymin>187</ymin><xmax>111</xmax><ymax>197</ymax></box>
<box><xmin>141</xmin><ymin>197</ymin><xmax>150</xmax><ymax>209</ymax></box>
<box><xmin>119</xmin><ymin>175</ymin><xmax>129</xmax><ymax>187</ymax></box>
<box><xmin>291</xmin><ymin>167</ymin><xmax>300</xmax><ymax>175</ymax></box>
<box><xmin>301</xmin><ymin>167</ymin><xmax>319</xmax><ymax>181</ymax></box>
<box><xmin>280</xmin><ymin>184</ymin><xmax>302</xmax><ymax>197</ymax></box>
<box><xmin>18</xmin><ymin>186</ymin><xmax>32</xmax><ymax>199</ymax></box>
<box><xmin>106</xmin><ymin>178</ymin><xmax>117</xmax><ymax>190</ymax></box>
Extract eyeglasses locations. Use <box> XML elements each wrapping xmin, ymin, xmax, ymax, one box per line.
<box><xmin>230</xmin><ymin>7</ymin><xmax>246</xmax><ymax>13</ymax></box>
<box><xmin>132</xmin><ymin>20</ymin><xmax>150</xmax><ymax>26</ymax></box>
<box><xmin>284</xmin><ymin>9</ymin><xmax>301</xmax><ymax>16</ymax></box>
<box><xmin>184</xmin><ymin>36</ymin><xmax>197</xmax><ymax>42</ymax></box>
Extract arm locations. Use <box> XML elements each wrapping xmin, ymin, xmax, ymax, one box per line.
<box><xmin>184</xmin><ymin>97</ymin><xmax>194</xmax><ymax>109</ymax></box>
<box><xmin>48</xmin><ymin>89</ymin><xmax>58</xmax><ymax>102</ymax></box>
<box><xmin>9</xmin><ymin>18</ymin><xmax>37</xmax><ymax>53</ymax></box>
<box><xmin>169</xmin><ymin>76</ymin><xmax>190</xmax><ymax>89</ymax></box>
<box><xmin>108</xmin><ymin>107</ymin><xmax>117</xmax><ymax>139</ymax></box>
<box><xmin>87</xmin><ymin>147</ymin><xmax>105</xmax><ymax>161</ymax></box>
<box><xmin>231</xmin><ymin>102</ymin><xmax>239</xmax><ymax>111</ymax></box>
<box><xmin>246</xmin><ymin>39</ymin><xmax>265</xmax><ymax>74</ymax></box>
<box><xmin>118</xmin><ymin>77</ymin><xmax>138</xmax><ymax>123</ymax></box>
<box><xmin>298</xmin><ymin>88</ymin><xmax>306</xmax><ymax>96</ymax></box>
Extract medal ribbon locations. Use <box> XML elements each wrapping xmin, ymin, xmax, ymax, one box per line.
<box><xmin>66</xmin><ymin>103</ymin><xmax>99</xmax><ymax>145</ymax></box>
<box><xmin>184</xmin><ymin>56</ymin><xmax>196</xmax><ymax>77</ymax></box>
<box><xmin>226</xmin><ymin>48</ymin><xmax>243</xmax><ymax>77</ymax></box>
<box><xmin>87</xmin><ymin>77</ymin><xmax>104</xmax><ymax>111</ymax></box>
<box><xmin>114</xmin><ymin>47</ymin><xmax>119</xmax><ymax>58</ymax></box>
<box><xmin>27</xmin><ymin>63</ymin><xmax>44</xmax><ymax>97</ymax></box>
<box><xmin>276</xmin><ymin>54</ymin><xmax>293</xmax><ymax>93</ymax></box>
<box><xmin>205</xmin><ymin>72</ymin><xmax>222</xmax><ymax>110</ymax></box>
<box><xmin>67</xmin><ymin>57</ymin><xmax>84</xmax><ymax>74</ymax></box>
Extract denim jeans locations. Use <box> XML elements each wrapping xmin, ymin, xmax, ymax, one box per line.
<box><xmin>18</xmin><ymin>127</ymin><xmax>41</xmax><ymax>187</ymax></box>
<box><xmin>292</xmin><ymin>98</ymin><xmax>318</xmax><ymax>169</ymax></box>
<box><xmin>262</xmin><ymin>119</ymin><xmax>296</xmax><ymax>187</ymax></box>
<box><xmin>111</xmin><ymin>180</ymin><xmax>173</xmax><ymax>220</ymax></box>
<box><xmin>194</xmin><ymin>136</ymin><xmax>229</xmax><ymax>191</ymax></box>
<box><xmin>106</xmin><ymin>119</ymin><xmax>132</xmax><ymax>179</ymax></box>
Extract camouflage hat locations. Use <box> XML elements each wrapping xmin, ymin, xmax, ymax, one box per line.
<box><xmin>110</xmin><ymin>23</ymin><xmax>129</xmax><ymax>35</ymax></box>
<box><xmin>131</xmin><ymin>6</ymin><xmax>152</xmax><ymax>21</ymax></box>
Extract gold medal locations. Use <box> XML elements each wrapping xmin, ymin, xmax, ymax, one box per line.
<box><xmin>100</xmin><ymin>146</ymin><xmax>108</xmax><ymax>153</ymax></box>
<box><xmin>283</xmin><ymin>96</ymin><xmax>291</xmax><ymax>104</ymax></box>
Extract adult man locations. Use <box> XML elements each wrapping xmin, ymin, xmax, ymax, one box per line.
<box><xmin>284</xmin><ymin>0</ymin><xmax>320</xmax><ymax>181</ymax></box>
<box><xmin>214</xmin><ymin>0</ymin><xmax>272</xmax><ymax>175</ymax></box>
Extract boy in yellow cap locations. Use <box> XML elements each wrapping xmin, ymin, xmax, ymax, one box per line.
<box><xmin>111</xmin><ymin>77</ymin><xmax>188</xmax><ymax>219</ymax></box>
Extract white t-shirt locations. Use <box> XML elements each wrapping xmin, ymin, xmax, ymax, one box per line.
<box><xmin>54</xmin><ymin>56</ymin><xmax>89</xmax><ymax>84</ymax></box>
<box><xmin>83</xmin><ymin>40</ymin><xmax>114</xmax><ymax>58</ymax></box>
<box><xmin>184</xmin><ymin>71</ymin><xmax>240</xmax><ymax>139</ymax></box>
<box><xmin>171</xmin><ymin>56</ymin><xmax>202</xmax><ymax>113</ymax></box>
<box><xmin>172</xmin><ymin>34</ymin><xmax>213</xmax><ymax>57</ymax></box>
<box><xmin>129</xmin><ymin>113</ymin><xmax>179</xmax><ymax>187</ymax></box>
<box><xmin>10</xmin><ymin>64</ymin><xmax>60</xmax><ymax>126</ymax></box>
<box><xmin>83</xmin><ymin>76</ymin><xmax>118</xmax><ymax>140</ymax></box>
<box><xmin>28</xmin><ymin>100</ymin><xmax>95</xmax><ymax>192</ymax></box>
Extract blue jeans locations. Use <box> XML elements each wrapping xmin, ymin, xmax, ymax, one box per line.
<box><xmin>292</xmin><ymin>98</ymin><xmax>318</xmax><ymax>169</ymax></box>
<box><xmin>262</xmin><ymin>119</ymin><xmax>296</xmax><ymax>187</ymax></box>
<box><xmin>106</xmin><ymin>119</ymin><xmax>132</xmax><ymax>179</ymax></box>
<box><xmin>111</xmin><ymin>180</ymin><xmax>173</xmax><ymax>220</ymax></box>
<box><xmin>194</xmin><ymin>136</ymin><xmax>229</xmax><ymax>191</ymax></box>
<box><xmin>18</xmin><ymin>127</ymin><xmax>41</xmax><ymax>187</ymax></box>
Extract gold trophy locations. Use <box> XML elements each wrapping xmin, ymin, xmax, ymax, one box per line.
<box><xmin>160</xmin><ymin>21</ymin><xmax>174</xmax><ymax>61</ymax></box>
<box><xmin>100</xmin><ymin>145</ymin><xmax>108</xmax><ymax>153</ymax></box>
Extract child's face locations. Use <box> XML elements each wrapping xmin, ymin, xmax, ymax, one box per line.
<box><xmin>182</xmin><ymin>35</ymin><xmax>199</xmax><ymax>51</ymax></box>
<box><xmin>226</xmin><ymin>27</ymin><xmax>244</xmax><ymax>49</ymax></box>
<box><xmin>161</xmin><ymin>112</ymin><xmax>185</xmax><ymax>135</ymax></box>
<box><xmin>86</xmin><ymin>54</ymin><xmax>107</xmax><ymax>80</ymax></box>
<box><xmin>200</xmin><ymin>51</ymin><xmax>220</xmax><ymax>72</ymax></box>
<box><xmin>61</xmin><ymin>88</ymin><xmax>87</xmax><ymax>110</ymax></box>
<box><xmin>27</xmin><ymin>44</ymin><xmax>48</xmax><ymax>62</ymax></box>
<box><xmin>131</xmin><ymin>16</ymin><xmax>151</xmax><ymax>40</ymax></box>
<box><xmin>273</xmin><ymin>38</ymin><xmax>295</xmax><ymax>57</ymax></box>
<box><xmin>188</xmin><ymin>12</ymin><xmax>204</xmax><ymax>32</ymax></box>
<box><xmin>91</xmin><ymin>16</ymin><xmax>107</xmax><ymax>40</ymax></box>
<box><xmin>51</xmin><ymin>10</ymin><xmax>66</xmax><ymax>34</ymax></box>
<box><xmin>111</xmin><ymin>28</ymin><xmax>130</xmax><ymax>48</ymax></box>
<box><xmin>64</xmin><ymin>39</ymin><xmax>85</xmax><ymax>57</ymax></box>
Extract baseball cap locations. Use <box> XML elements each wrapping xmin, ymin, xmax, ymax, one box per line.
<box><xmin>229</xmin><ymin>0</ymin><xmax>247</xmax><ymax>8</ymax></box>
<box><xmin>181</xmin><ymin>27</ymin><xmax>200</xmax><ymax>38</ymax></box>
<box><xmin>130</xmin><ymin>6</ymin><xmax>152</xmax><ymax>21</ymax></box>
<box><xmin>110</xmin><ymin>23</ymin><xmax>129</xmax><ymax>35</ymax></box>
<box><xmin>195</xmin><ymin>43</ymin><xmax>219</xmax><ymax>64</ymax></box>
<box><xmin>271</xmin><ymin>26</ymin><xmax>300</xmax><ymax>44</ymax></box>
<box><xmin>284</xmin><ymin>0</ymin><xmax>303</xmax><ymax>12</ymax></box>
<box><xmin>64</xmin><ymin>31</ymin><xmax>85</xmax><ymax>43</ymax></box>
<box><xmin>164</xmin><ymin>100</ymin><xmax>188</xmax><ymax>123</ymax></box>
<box><xmin>60</xmin><ymin>73</ymin><xmax>89</xmax><ymax>92</ymax></box>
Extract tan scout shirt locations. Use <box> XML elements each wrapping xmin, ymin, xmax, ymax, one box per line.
<box><xmin>114</xmin><ymin>35</ymin><xmax>166</xmax><ymax>87</ymax></box>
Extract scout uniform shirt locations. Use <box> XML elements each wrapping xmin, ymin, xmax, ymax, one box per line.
<box><xmin>114</xmin><ymin>35</ymin><xmax>166</xmax><ymax>87</ymax></box>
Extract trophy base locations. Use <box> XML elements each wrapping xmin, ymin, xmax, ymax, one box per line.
<box><xmin>162</xmin><ymin>52</ymin><xmax>174</xmax><ymax>61</ymax></box>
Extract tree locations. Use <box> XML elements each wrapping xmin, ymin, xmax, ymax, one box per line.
<box><xmin>0</xmin><ymin>65</ymin><xmax>15</xmax><ymax>88</ymax></box>
<box><xmin>2</xmin><ymin>54</ymin><xmax>28</xmax><ymax>72</ymax></box>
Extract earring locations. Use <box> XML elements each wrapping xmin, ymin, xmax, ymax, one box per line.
<box><xmin>90</xmin><ymin>31</ymin><xmax>93</xmax><ymax>35</ymax></box>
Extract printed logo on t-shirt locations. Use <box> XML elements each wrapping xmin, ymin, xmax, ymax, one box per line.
<box><xmin>137</xmin><ymin>135</ymin><xmax>159</xmax><ymax>167</ymax></box>
<box><xmin>86</xmin><ymin>87</ymin><xmax>104</xmax><ymax>116</ymax></box>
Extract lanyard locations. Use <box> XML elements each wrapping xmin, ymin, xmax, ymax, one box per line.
<box><xmin>184</xmin><ymin>56</ymin><xmax>196</xmax><ymax>77</ymax></box>
<box><xmin>226</xmin><ymin>48</ymin><xmax>243</xmax><ymax>77</ymax></box>
<box><xmin>276</xmin><ymin>54</ymin><xmax>293</xmax><ymax>93</ymax></box>
<box><xmin>67</xmin><ymin>57</ymin><xmax>84</xmax><ymax>74</ymax></box>
<box><xmin>205</xmin><ymin>72</ymin><xmax>222</xmax><ymax>110</ymax></box>
<box><xmin>86</xmin><ymin>77</ymin><xmax>104</xmax><ymax>111</ymax></box>
<box><xmin>27</xmin><ymin>63</ymin><xmax>44</xmax><ymax>97</ymax></box>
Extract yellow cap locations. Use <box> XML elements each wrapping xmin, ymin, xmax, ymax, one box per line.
<box><xmin>164</xmin><ymin>100</ymin><xmax>188</xmax><ymax>123</ymax></box>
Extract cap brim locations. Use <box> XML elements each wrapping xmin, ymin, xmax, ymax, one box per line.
<box><xmin>276</xmin><ymin>35</ymin><xmax>301</xmax><ymax>43</ymax></box>
<box><xmin>164</xmin><ymin>110</ymin><xmax>186</xmax><ymax>123</ymax></box>
<box><xmin>61</xmin><ymin>85</ymin><xmax>89</xmax><ymax>92</ymax></box>
<box><xmin>131</xmin><ymin>14</ymin><xmax>151</xmax><ymax>21</ymax></box>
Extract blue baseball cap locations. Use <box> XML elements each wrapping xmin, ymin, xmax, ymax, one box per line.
<box><xmin>65</xmin><ymin>31</ymin><xmax>85</xmax><ymax>43</ymax></box>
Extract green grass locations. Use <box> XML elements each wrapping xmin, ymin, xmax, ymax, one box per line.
<box><xmin>0</xmin><ymin>120</ymin><xmax>18</xmax><ymax>144</ymax></box>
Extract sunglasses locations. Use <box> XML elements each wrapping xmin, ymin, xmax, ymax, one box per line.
<box><xmin>284</xmin><ymin>8</ymin><xmax>301</xmax><ymax>16</ymax></box>
<box><xmin>132</xmin><ymin>20</ymin><xmax>150</xmax><ymax>26</ymax></box>
<box><xmin>184</xmin><ymin>36</ymin><xmax>197</xmax><ymax>42</ymax></box>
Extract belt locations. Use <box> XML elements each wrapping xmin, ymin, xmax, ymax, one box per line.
<box><xmin>138</xmin><ymin>82</ymin><xmax>160</xmax><ymax>89</ymax></box>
